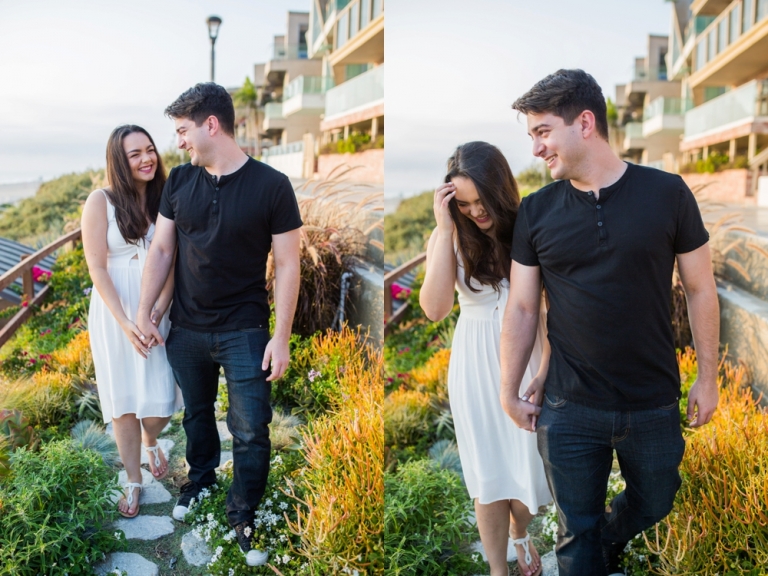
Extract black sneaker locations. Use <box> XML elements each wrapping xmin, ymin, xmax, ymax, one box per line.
<box><xmin>172</xmin><ymin>481</ymin><xmax>210</xmax><ymax>522</ymax></box>
<box><xmin>602</xmin><ymin>540</ymin><xmax>626</xmax><ymax>575</ymax></box>
<box><xmin>234</xmin><ymin>520</ymin><xmax>269</xmax><ymax>566</ymax></box>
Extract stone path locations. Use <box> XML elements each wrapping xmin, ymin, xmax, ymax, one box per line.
<box><xmin>96</xmin><ymin>412</ymin><xmax>229</xmax><ymax>575</ymax></box>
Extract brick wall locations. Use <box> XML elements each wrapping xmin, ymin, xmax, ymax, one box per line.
<box><xmin>681</xmin><ymin>169</ymin><xmax>755</xmax><ymax>205</ymax></box>
<box><xmin>316</xmin><ymin>149</ymin><xmax>384</xmax><ymax>184</ymax></box>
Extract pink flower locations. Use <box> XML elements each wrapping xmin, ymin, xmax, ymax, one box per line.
<box><xmin>390</xmin><ymin>283</ymin><xmax>412</xmax><ymax>300</ymax></box>
<box><xmin>31</xmin><ymin>266</ymin><xmax>51</xmax><ymax>283</ymax></box>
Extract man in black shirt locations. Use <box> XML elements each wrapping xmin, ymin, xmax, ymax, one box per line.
<box><xmin>500</xmin><ymin>70</ymin><xmax>719</xmax><ymax>575</ymax></box>
<box><xmin>136</xmin><ymin>83</ymin><xmax>301</xmax><ymax>567</ymax></box>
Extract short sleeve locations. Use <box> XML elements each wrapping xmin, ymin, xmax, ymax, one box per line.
<box><xmin>510</xmin><ymin>197</ymin><xmax>539</xmax><ymax>266</ymax></box>
<box><xmin>159</xmin><ymin>168</ymin><xmax>176</xmax><ymax>221</ymax></box>
<box><xmin>270</xmin><ymin>176</ymin><xmax>303</xmax><ymax>235</ymax></box>
<box><xmin>674</xmin><ymin>181</ymin><xmax>709</xmax><ymax>254</ymax></box>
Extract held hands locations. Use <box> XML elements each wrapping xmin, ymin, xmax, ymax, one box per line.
<box><xmin>686</xmin><ymin>378</ymin><xmax>719</xmax><ymax>427</ymax></box>
<box><xmin>500</xmin><ymin>375</ymin><xmax>544</xmax><ymax>432</ymax></box>
<box><xmin>136</xmin><ymin>312</ymin><xmax>164</xmax><ymax>352</ymax></box>
<box><xmin>263</xmin><ymin>336</ymin><xmax>289</xmax><ymax>382</ymax></box>
<box><xmin>119</xmin><ymin>318</ymin><xmax>152</xmax><ymax>359</ymax></box>
<box><xmin>434</xmin><ymin>182</ymin><xmax>456</xmax><ymax>234</ymax></box>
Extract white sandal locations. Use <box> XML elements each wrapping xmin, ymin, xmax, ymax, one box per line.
<box><xmin>119</xmin><ymin>482</ymin><xmax>143</xmax><ymax>518</ymax></box>
<box><xmin>510</xmin><ymin>531</ymin><xmax>536</xmax><ymax>569</ymax></box>
<box><xmin>145</xmin><ymin>444</ymin><xmax>168</xmax><ymax>479</ymax></box>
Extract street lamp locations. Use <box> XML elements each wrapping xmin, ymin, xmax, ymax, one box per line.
<box><xmin>206</xmin><ymin>16</ymin><xmax>222</xmax><ymax>82</ymax></box>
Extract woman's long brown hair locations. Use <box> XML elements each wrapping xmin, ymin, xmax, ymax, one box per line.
<box><xmin>105</xmin><ymin>125</ymin><xmax>166</xmax><ymax>244</ymax></box>
<box><xmin>446</xmin><ymin>141</ymin><xmax>521</xmax><ymax>292</ymax></box>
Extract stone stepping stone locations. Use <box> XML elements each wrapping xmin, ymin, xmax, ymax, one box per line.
<box><xmin>470</xmin><ymin>538</ymin><xmax>518</xmax><ymax>563</ymax></box>
<box><xmin>185</xmin><ymin>450</ymin><xmax>233</xmax><ymax>474</ymax></box>
<box><xmin>216</xmin><ymin>421</ymin><xmax>232</xmax><ymax>441</ymax></box>
<box><xmin>140</xmin><ymin>438</ymin><xmax>175</xmax><ymax>466</ymax></box>
<box><xmin>117</xmin><ymin>468</ymin><xmax>172</xmax><ymax>504</ymax></box>
<box><xmin>114</xmin><ymin>515</ymin><xmax>175</xmax><ymax>540</ymax></box>
<box><xmin>470</xmin><ymin>541</ymin><xmax>556</xmax><ymax>575</ymax></box>
<box><xmin>181</xmin><ymin>530</ymin><xmax>212</xmax><ymax>567</ymax></box>
<box><xmin>95</xmin><ymin>552</ymin><xmax>158</xmax><ymax>576</ymax></box>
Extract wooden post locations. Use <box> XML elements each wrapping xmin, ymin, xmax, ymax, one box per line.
<box><xmin>371</xmin><ymin>116</ymin><xmax>379</xmax><ymax>140</ymax></box>
<box><xmin>748</xmin><ymin>133</ymin><xmax>757</xmax><ymax>162</ymax></box>
<box><xmin>20</xmin><ymin>254</ymin><xmax>33</xmax><ymax>302</ymax></box>
<box><xmin>729</xmin><ymin>138</ymin><xmax>737</xmax><ymax>163</ymax></box>
<box><xmin>703</xmin><ymin>145</ymin><xmax>709</xmax><ymax>160</ymax></box>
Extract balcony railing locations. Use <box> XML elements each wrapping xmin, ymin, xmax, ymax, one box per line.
<box><xmin>264</xmin><ymin>102</ymin><xmax>285</xmax><ymax>120</ymax></box>
<box><xmin>632</xmin><ymin>66</ymin><xmax>669</xmax><ymax>82</ymax></box>
<box><xmin>324</xmin><ymin>64</ymin><xmax>384</xmax><ymax>119</ymax></box>
<box><xmin>624</xmin><ymin>122</ymin><xmax>644</xmax><ymax>139</ymax></box>
<box><xmin>284</xmin><ymin>76</ymin><xmax>335</xmax><ymax>100</ymax></box>
<box><xmin>335</xmin><ymin>0</ymin><xmax>383</xmax><ymax>51</ymax></box>
<box><xmin>271</xmin><ymin>43</ymin><xmax>309</xmax><ymax>61</ymax></box>
<box><xmin>694</xmin><ymin>0</ymin><xmax>768</xmax><ymax>72</ymax></box>
<box><xmin>684</xmin><ymin>79</ymin><xmax>768</xmax><ymax>139</ymax></box>
<box><xmin>643</xmin><ymin>97</ymin><xmax>693</xmax><ymax>120</ymax></box>
<box><xmin>263</xmin><ymin>141</ymin><xmax>304</xmax><ymax>158</ymax></box>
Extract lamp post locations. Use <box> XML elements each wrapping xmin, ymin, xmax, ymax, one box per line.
<box><xmin>206</xmin><ymin>16</ymin><xmax>222</xmax><ymax>82</ymax></box>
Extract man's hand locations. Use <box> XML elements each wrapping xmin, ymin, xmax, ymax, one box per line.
<box><xmin>501</xmin><ymin>389</ymin><xmax>541</xmax><ymax>432</ymax></box>
<box><xmin>686</xmin><ymin>378</ymin><xmax>718</xmax><ymax>427</ymax></box>
<box><xmin>521</xmin><ymin>374</ymin><xmax>546</xmax><ymax>430</ymax></box>
<box><xmin>263</xmin><ymin>336</ymin><xmax>289</xmax><ymax>382</ymax></box>
<box><xmin>137</xmin><ymin>312</ymin><xmax>164</xmax><ymax>350</ymax></box>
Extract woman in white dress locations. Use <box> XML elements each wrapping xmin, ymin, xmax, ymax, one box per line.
<box><xmin>419</xmin><ymin>142</ymin><xmax>552</xmax><ymax>576</ymax></box>
<box><xmin>82</xmin><ymin>125</ymin><xmax>182</xmax><ymax>518</ymax></box>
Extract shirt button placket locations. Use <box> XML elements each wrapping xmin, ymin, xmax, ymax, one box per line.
<box><xmin>596</xmin><ymin>202</ymin><xmax>606</xmax><ymax>243</ymax></box>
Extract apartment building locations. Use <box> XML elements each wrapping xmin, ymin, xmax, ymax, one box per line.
<box><xmin>615</xmin><ymin>35</ymin><xmax>686</xmax><ymax>171</ymax></box>
<box><xmin>309</xmin><ymin>0</ymin><xmax>384</xmax><ymax>151</ymax></box>
<box><xmin>669</xmin><ymin>0</ymin><xmax>768</xmax><ymax>198</ymax></box>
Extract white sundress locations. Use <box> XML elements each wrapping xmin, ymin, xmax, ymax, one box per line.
<box><xmin>88</xmin><ymin>189</ymin><xmax>183</xmax><ymax>423</ymax></box>
<box><xmin>448</xmin><ymin>253</ymin><xmax>552</xmax><ymax>513</ymax></box>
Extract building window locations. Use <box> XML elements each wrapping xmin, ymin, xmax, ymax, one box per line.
<box><xmin>730</xmin><ymin>4</ymin><xmax>741</xmax><ymax>43</ymax></box>
<box><xmin>299</xmin><ymin>25</ymin><xmax>308</xmax><ymax>59</ymax></box>
<box><xmin>744</xmin><ymin>0</ymin><xmax>754</xmax><ymax>33</ymax></box>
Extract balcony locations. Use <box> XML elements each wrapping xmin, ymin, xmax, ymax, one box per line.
<box><xmin>692</xmin><ymin>0</ymin><xmax>735</xmax><ymax>15</ymax></box>
<box><xmin>623</xmin><ymin>122</ymin><xmax>647</xmax><ymax>151</ymax></box>
<box><xmin>323</xmin><ymin>64</ymin><xmax>384</xmax><ymax>126</ymax></box>
<box><xmin>282</xmin><ymin>76</ymin><xmax>334</xmax><ymax>117</ymax></box>
<box><xmin>262</xmin><ymin>102</ymin><xmax>286</xmax><ymax>131</ymax></box>
<box><xmin>330</xmin><ymin>0</ymin><xmax>384</xmax><ymax>67</ymax></box>
<box><xmin>689</xmin><ymin>0</ymin><xmax>768</xmax><ymax>91</ymax></box>
<box><xmin>683</xmin><ymin>79</ymin><xmax>768</xmax><ymax>148</ymax></box>
<box><xmin>642</xmin><ymin>97</ymin><xmax>691</xmax><ymax>137</ymax></box>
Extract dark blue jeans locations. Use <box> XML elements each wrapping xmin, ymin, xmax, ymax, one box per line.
<box><xmin>166</xmin><ymin>325</ymin><xmax>272</xmax><ymax>527</ymax></box>
<box><xmin>537</xmin><ymin>392</ymin><xmax>685</xmax><ymax>576</ymax></box>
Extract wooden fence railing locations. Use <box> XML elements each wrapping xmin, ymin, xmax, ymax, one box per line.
<box><xmin>384</xmin><ymin>252</ymin><xmax>426</xmax><ymax>336</ymax></box>
<box><xmin>0</xmin><ymin>229</ymin><xmax>82</xmax><ymax>348</ymax></box>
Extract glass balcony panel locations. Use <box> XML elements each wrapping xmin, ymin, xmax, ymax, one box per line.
<box><xmin>708</xmin><ymin>29</ymin><xmax>717</xmax><ymax>58</ymax></box>
<box><xmin>731</xmin><ymin>4</ymin><xmax>741</xmax><ymax>43</ymax></box>
<box><xmin>372</xmin><ymin>0</ymin><xmax>383</xmax><ymax>18</ymax></box>
<box><xmin>325</xmin><ymin>64</ymin><xmax>384</xmax><ymax>119</ymax></box>
<box><xmin>685</xmin><ymin>80</ymin><xmax>759</xmax><ymax>138</ymax></box>
<box><xmin>264</xmin><ymin>102</ymin><xmax>284</xmax><ymax>120</ymax></box>
<box><xmin>696</xmin><ymin>38</ymin><xmax>707</xmax><ymax>70</ymax></box>
<box><xmin>759</xmin><ymin>0</ymin><xmax>768</xmax><ymax>21</ymax></box>
<box><xmin>336</xmin><ymin>12</ymin><xmax>349</xmax><ymax>49</ymax></box>
<box><xmin>350</xmin><ymin>2</ymin><xmax>360</xmax><ymax>37</ymax></box>
<box><xmin>284</xmin><ymin>76</ymin><xmax>335</xmax><ymax>100</ymax></box>
<box><xmin>643</xmin><ymin>97</ymin><xmax>693</xmax><ymax>120</ymax></box>
<box><xmin>361</xmin><ymin>0</ymin><xmax>371</xmax><ymax>27</ymax></box>
<box><xmin>744</xmin><ymin>0</ymin><xmax>754</xmax><ymax>33</ymax></box>
<box><xmin>625</xmin><ymin>122</ymin><xmax>644</xmax><ymax>138</ymax></box>
<box><xmin>718</xmin><ymin>17</ymin><xmax>728</xmax><ymax>52</ymax></box>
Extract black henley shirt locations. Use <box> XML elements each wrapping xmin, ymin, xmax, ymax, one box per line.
<box><xmin>159</xmin><ymin>158</ymin><xmax>303</xmax><ymax>332</ymax></box>
<box><xmin>511</xmin><ymin>163</ymin><xmax>709</xmax><ymax>410</ymax></box>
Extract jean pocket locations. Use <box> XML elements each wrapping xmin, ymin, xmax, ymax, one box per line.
<box><xmin>238</xmin><ymin>327</ymin><xmax>267</xmax><ymax>333</ymax></box>
<box><xmin>169</xmin><ymin>324</ymin><xmax>180</xmax><ymax>333</ymax></box>
<box><xmin>544</xmin><ymin>393</ymin><xmax>567</xmax><ymax>408</ymax></box>
<box><xmin>659</xmin><ymin>400</ymin><xmax>679</xmax><ymax>410</ymax></box>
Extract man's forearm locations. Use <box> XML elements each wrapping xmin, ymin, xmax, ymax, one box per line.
<box><xmin>687</xmin><ymin>287</ymin><xmax>720</xmax><ymax>384</ymax></box>
<box><xmin>138</xmin><ymin>248</ymin><xmax>174</xmax><ymax>318</ymax></box>
<box><xmin>272</xmin><ymin>260</ymin><xmax>299</xmax><ymax>340</ymax></box>
<box><xmin>500</xmin><ymin>305</ymin><xmax>540</xmax><ymax>398</ymax></box>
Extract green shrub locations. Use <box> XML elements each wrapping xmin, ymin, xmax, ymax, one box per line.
<box><xmin>0</xmin><ymin>409</ymin><xmax>39</xmax><ymax>452</ymax></box>
<box><xmin>384</xmin><ymin>459</ymin><xmax>482</xmax><ymax>575</ymax></box>
<box><xmin>0</xmin><ymin>439</ymin><xmax>124</xmax><ymax>575</ymax></box>
<box><xmin>0</xmin><ymin>172</ymin><xmax>95</xmax><ymax>243</ymax></box>
<box><xmin>0</xmin><ymin>371</ymin><xmax>75</xmax><ymax>429</ymax></box>
<box><xmin>383</xmin><ymin>190</ymin><xmax>434</xmax><ymax>254</ymax></box>
<box><xmin>383</xmin><ymin>388</ymin><xmax>432</xmax><ymax>448</ymax></box>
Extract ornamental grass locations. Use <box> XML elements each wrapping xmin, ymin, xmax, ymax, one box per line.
<box><xmin>408</xmin><ymin>348</ymin><xmax>450</xmax><ymax>400</ymax></box>
<box><xmin>383</xmin><ymin>388</ymin><xmax>432</xmax><ymax>448</ymax></box>
<box><xmin>644</xmin><ymin>353</ymin><xmax>768</xmax><ymax>574</ymax></box>
<box><xmin>0</xmin><ymin>370</ymin><xmax>74</xmax><ymax>428</ymax></box>
<box><xmin>286</xmin><ymin>333</ymin><xmax>384</xmax><ymax>574</ymax></box>
<box><xmin>50</xmin><ymin>330</ymin><xmax>93</xmax><ymax>378</ymax></box>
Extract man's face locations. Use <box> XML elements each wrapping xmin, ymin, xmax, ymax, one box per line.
<box><xmin>174</xmin><ymin>117</ymin><xmax>209</xmax><ymax>166</ymax></box>
<box><xmin>526</xmin><ymin>111</ymin><xmax>584</xmax><ymax>181</ymax></box>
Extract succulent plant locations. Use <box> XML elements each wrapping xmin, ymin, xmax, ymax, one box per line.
<box><xmin>0</xmin><ymin>409</ymin><xmax>39</xmax><ymax>452</ymax></box>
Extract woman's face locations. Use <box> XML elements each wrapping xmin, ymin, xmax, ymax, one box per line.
<box><xmin>452</xmin><ymin>176</ymin><xmax>493</xmax><ymax>231</ymax></box>
<box><xmin>123</xmin><ymin>131</ymin><xmax>158</xmax><ymax>185</ymax></box>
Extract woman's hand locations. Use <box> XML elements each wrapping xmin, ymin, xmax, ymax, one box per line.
<box><xmin>119</xmin><ymin>318</ymin><xmax>152</xmax><ymax>358</ymax></box>
<box><xmin>434</xmin><ymin>182</ymin><xmax>456</xmax><ymax>235</ymax></box>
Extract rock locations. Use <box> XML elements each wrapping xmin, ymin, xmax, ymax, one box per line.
<box><xmin>541</xmin><ymin>550</ymin><xmax>558</xmax><ymax>576</ymax></box>
<box><xmin>181</xmin><ymin>530</ymin><xmax>212</xmax><ymax>566</ymax></box>
<box><xmin>469</xmin><ymin>538</ymin><xmax>518</xmax><ymax>563</ymax></box>
<box><xmin>114</xmin><ymin>515</ymin><xmax>175</xmax><ymax>540</ymax></box>
<box><xmin>95</xmin><ymin>552</ymin><xmax>158</xmax><ymax>576</ymax></box>
<box><xmin>216</xmin><ymin>421</ymin><xmax>232</xmax><ymax>441</ymax></box>
<box><xmin>116</xmin><ymin>468</ymin><xmax>172</xmax><ymax>504</ymax></box>
<box><xmin>184</xmin><ymin>450</ymin><xmax>233</xmax><ymax>474</ymax></box>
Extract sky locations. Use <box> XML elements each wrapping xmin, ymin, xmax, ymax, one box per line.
<box><xmin>385</xmin><ymin>0</ymin><xmax>674</xmax><ymax>199</ymax></box>
<box><xmin>0</xmin><ymin>0</ymin><xmax>308</xmax><ymax>183</ymax></box>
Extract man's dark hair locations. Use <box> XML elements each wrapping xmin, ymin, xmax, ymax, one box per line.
<box><xmin>512</xmin><ymin>69</ymin><xmax>609</xmax><ymax>141</ymax></box>
<box><xmin>165</xmin><ymin>82</ymin><xmax>235</xmax><ymax>136</ymax></box>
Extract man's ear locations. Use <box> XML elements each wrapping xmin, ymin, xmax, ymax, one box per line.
<box><xmin>579</xmin><ymin>110</ymin><xmax>597</xmax><ymax>140</ymax></box>
<box><xmin>206</xmin><ymin>115</ymin><xmax>220</xmax><ymax>136</ymax></box>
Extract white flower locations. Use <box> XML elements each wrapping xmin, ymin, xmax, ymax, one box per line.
<box><xmin>229</xmin><ymin>570</ymin><xmax>235</xmax><ymax>576</ymax></box>
<box><xmin>282</xmin><ymin>554</ymin><xmax>291</xmax><ymax>564</ymax></box>
<box><xmin>274</xmin><ymin>556</ymin><xmax>282</xmax><ymax>565</ymax></box>
<box><xmin>114</xmin><ymin>532</ymin><xmax>121</xmax><ymax>539</ymax></box>
<box><xmin>280</xmin><ymin>534</ymin><xmax>287</xmax><ymax>542</ymax></box>
<box><xmin>207</xmin><ymin>513</ymin><xmax>214</xmax><ymax>521</ymax></box>
<box><xmin>265</xmin><ymin>498</ymin><xmax>273</xmax><ymax>507</ymax></box>
<box><xmin>244</xmin><ymin>526</ymin><xmax>252</xmax><ymax>538</ymax></box>
<box><xmin>279</xmin><ymin>501</ymin><xmax>289</xmax><ymax>510</ymax></box>
<box><xmin>272</xmin><ymin>455</ymin><xmax>283</xmax><ymax>465</ymax></box>
<box><xmin>215</xmin><ymin>546</ymin><xmax>223</xmax><ymax>554</ymax></box>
